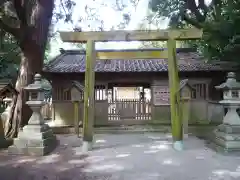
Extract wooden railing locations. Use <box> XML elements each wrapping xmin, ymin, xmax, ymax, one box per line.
<box><xmin>41</xmin><ymin>102</ymin><xmax>52</xmax><ymax>120</ymax></box>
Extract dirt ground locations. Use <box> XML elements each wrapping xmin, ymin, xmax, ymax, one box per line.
<box><xmin>0</xmin><ymin>133</ymin><xmax>240</xmax><ymax>180</ymax></box>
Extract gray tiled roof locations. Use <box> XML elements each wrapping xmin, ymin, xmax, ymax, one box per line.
<box><xmin>43</xmin><ymin>48</ymin><xmax>235</xmax><ymax>73</ymax></box>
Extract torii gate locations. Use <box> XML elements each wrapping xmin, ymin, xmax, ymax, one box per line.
<box><xmin>59</xmin><ymin>28</ymin><xmax>202</xmax><ymax>151</ymax></box>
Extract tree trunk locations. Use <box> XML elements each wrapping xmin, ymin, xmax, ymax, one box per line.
<box><xmin>4</xmin><ymin>45</ymin><xmax>43</xmax><ymax>138</ymax></box>
<box><xmin>4</xmin><ymin>0</ymin><xmax>54</xmax><ymax>138</ymax></box>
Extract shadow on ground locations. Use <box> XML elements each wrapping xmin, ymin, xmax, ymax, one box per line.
<box><xmin>0</xmin><ymin>133</ymin><xmax>240</xmax><ymax>180</ymax></box>
<box><xmin>0</xmin><ymin>145</ymin><xmax>113</xmax><ymax>180</ymax></box>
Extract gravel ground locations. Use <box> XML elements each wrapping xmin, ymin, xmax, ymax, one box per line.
<box><xmin>0</xmin><ymin>133</ymin><xmax>240</xmax><ymax>180</ymax></box>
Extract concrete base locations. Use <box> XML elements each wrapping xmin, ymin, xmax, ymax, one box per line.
<box><xmin>173</xmin><ymin>141</ymin><xmax>183</xmax><ymax>151</ymax></box>
<box><xmin>209</xmin><ymin>124</ymin><xmax>240</xmax><ymax>154</ymax></box>
<box><xmin>207</xmin><ymin>141</ymin><xmax>240</xmax><ymax>156</ymax></box>
<box><xmin>8</xmin><ymin>124</ymin><xmax>57</xmax><ymax>156</ymax></box>
<box><xmin>82</xmin><ymin>141</ymin><xmax>93</xmax><ymax>153</ymax></box>
<box><xmin>183</xmin><ymin>134</ymin><xmax>189</xmax><ymax>139</ymax></box>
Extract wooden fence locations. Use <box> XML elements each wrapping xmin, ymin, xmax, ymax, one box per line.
<box><xmin>0</xmin><ymin>99</ymin><xmax>226</xmax><ymax>125</ymax></box>
<box><xmin>108</xmin><ymin>99</ymin><xmax>151</xmax><ymax>121</ymax></box>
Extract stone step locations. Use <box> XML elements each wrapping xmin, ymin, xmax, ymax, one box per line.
<box><xmin>50</xmin><ymin>125</ymin><xmax>216</xmax><ymax>138</ymax></box>
<box><xmin>51</xmin><ymin>126</ymin><xmax>170</xmax><ymax>134</ymax></box>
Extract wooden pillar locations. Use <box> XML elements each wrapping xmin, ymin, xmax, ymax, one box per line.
<box><xmin>51</xmin><ymin>103</ymin><xmax>55</xmax><ymax>124</ymax></box>
<box><xmin>206</xmin><ymin>83</ymin><xmax>209</xmax><ymax>100</ymax></box>
<box><xmin>82</xmin><ymin>40</ymin><xmax>96</xmax><ymax>152</ymax></box>
<box><xmin>181</xmin><ymin>98</ymin><xmax>191</xmax><ymax>138</ymax></box>
<box><xmin>167</xmin><ymin>39</ymin><xmax>183</xmax><ymax>149</ymax></box>
<box><xmin>74</xmin><ymin>101</ymin><xmax>80</xmax><ymax>137</ymax></box>
<box><xmin>105</xmin><ymin>83</ymin><xmax>109</xmax><ymax>100</ymax></box>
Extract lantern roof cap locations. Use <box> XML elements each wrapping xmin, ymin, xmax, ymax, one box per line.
<box><xmin>215</xmin><ymin>72</ymin><xmax>240</xmax><ymax>90</ymax></box>
<box><xmin>71</xmin><ymin>81</ymin><xmax>84</xmax><ymax>91</ymax></box>
<box><xmin>24</xmin><ymin>74</ymin><xmax>44</xmax><ymax>91</ymax></box>
<box><xmin>179</xmin><ymin>79</ymin><xmax>193</xmax><ymax>91</ymax></box>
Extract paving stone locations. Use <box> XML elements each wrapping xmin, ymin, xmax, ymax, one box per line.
<box><xmin>0</xmin><ymin>133</ymin><xmax>240</xmax><ymax>180</ymax></box>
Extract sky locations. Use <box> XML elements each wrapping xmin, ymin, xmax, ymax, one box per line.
<box><xmin>49</xmin><ymin>0</ymin><xmax>213</xmax><ymax>57</ymax></box>
<box><xmin>49</xmin><ymin>0</ymin><xmax>169</xmax><ymax>57</ymax></box>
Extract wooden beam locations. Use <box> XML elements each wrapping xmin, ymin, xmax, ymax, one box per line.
<box><xmin>167</xmin><ymin>39</ymin><xmax>183</xmax><ymax>145</ymax></box>
<box><xmin>96</xmin><ymin>50</ymin><xmax>168</xmax><ymax>59</ymax></box>
<box><xmin>82</xmin><ymin>40</ymin><xmax>96</xmax><ymax>150</ymax></box>
<box><xmin>60</xmin><ymin>28</ymin><xmax>202</xmax><ymax>43</ymax></box>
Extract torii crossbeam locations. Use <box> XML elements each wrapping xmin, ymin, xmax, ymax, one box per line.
<box><xmin>59</xmin><ymin>28</ymin><xmax>203</xmax><ymax>152</ymax></box>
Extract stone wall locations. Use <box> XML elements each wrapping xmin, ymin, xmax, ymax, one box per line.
<box><xmin>151</xmin><ymin>105</ymin><xmax>171</xmax><ymax>124</ymax></box>
<box><xmin>207</xmin><ymin>101</ymin><xmax>225</xmax><ymax>124</ymax></box>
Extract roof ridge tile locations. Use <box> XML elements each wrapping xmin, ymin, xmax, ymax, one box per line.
<box><xmin>43</xmin><ymin>48</ymin><xmax>236</xmax><ymax>73</ymax></box>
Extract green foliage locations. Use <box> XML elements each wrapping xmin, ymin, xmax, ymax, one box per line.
<box><xmin>149</xmin><ymin>0</ymin><xmax>240</xmax><ymax>63</ymax></box>
<box><xmin>44</xmin><ymin>40</ymin><xmax>51</xmax><ymax>61</ymax></box>
<box><xmin>0</xmin><ymin>32</ymin><xmax>19</xmax><ymax>79</ymax></box>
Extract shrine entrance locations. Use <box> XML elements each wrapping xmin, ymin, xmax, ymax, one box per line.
<box><xmin>107</xmin><ymin>83</ymin><xmax>151</xmax><ymax>122</ymax></box>
<box><xmin>59</xmin><ymin>28</ymin><xmax>203</xmax><ymax>151</ymax></box>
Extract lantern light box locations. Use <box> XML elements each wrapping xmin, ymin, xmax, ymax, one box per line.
<box><xmin>24</xmin><ymin>74</ymin><xmax>46</xmax><ymax>103</ymax></box>
<box><xmin>216</xmin><ymin>72</ymin><xmax>240</xmax><ymax>101</ymax></box>
<box><xmin>70</xmin><ymin>80</ymin><xmax>85</xmax><ymax>102</ymax></box>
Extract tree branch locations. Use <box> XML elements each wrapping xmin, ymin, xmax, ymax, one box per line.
<box><xmin>198</xmin><ymin>0</ymin><xmax>207</xmax><ymax>10</ymax></box>
<box><xmin>0</xmin><ymin>0</ymin><xmax>9</xmax><ymax>7</ymax></box>
<box><xmin>182</xmin><ymin>13</ymin><xmax>203</xmax><ymax>29</ymax></box>
<box><xmin>185</xmin><ymin>0</ymin><xmax>205</xmax><ymax>22</ymax></box>
<box><xmin>13</xmin><ymin>0</ymin><xmax>27</xmax><ymax>26</ymax></box>
<box><xmin>198</xmin><ymin>0</ymin><xmax>208</xmax><ymax>17</ymax></box>
<box><xmin>212</xmin><ymin>0</ymin><xmax>222</xmax><ymax>21</ymax></box>
<box><xmin>0</xmin><ymin>19</ymin><xmax>20</xmax><ymax>38</ymax></box>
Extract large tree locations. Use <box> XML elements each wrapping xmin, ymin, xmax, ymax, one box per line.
<box><xmin>0</xmin><ymin>0</ymin><xmax>54</xmax><ymax>138</ymax></box>
<box><xmin>149</xmin><ymin>0</ymin><xmax>240</xmax><ymax>63</ymax></box>
<box><xmin>0</xmin><ymin>0</ymin><xmax>144</xmax><ymax>138</ymax></box>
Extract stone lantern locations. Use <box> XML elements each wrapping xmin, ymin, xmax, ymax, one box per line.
<box><xmin>215</xmin><ymin>72</ymin><xmax>240</xmax><ymax>125</ymax></box>
<box><xmin>25</xmin><ymin>74</ymin><xmax>47</xmax><ymax>125</ymax></box>
<box><xmin>70</xmin><ymin>81</ymin><xmax>84</xmax><ymax>136</ymax></box>
<box><xmin>71</xmin><ymin>81</ymin><xmax>84</xmax><ymax>101</ymax></box>
<box><xmin>179</xmin><ymin>79</ymin><xmax>193</xmax><ymax>100</ymax></box>
<box><xmin>8</xmin><ymin>74</ymin><xmax>57</xmax><ymax>156</ymax></box>
<box><xmin>210</xmin><ymin>72</ymin><xmax>240</xmax><ymax>153</ymax></box>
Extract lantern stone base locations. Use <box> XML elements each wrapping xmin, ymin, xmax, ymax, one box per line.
<box><xmin>8</xmin><ymin>124</ymin><xmax>57</xmax><ymax>156</ymax></box>
<box><xmin>208</xmin><ymin>124</ymin><xmax>240</xmax><ymax>154</ymax></box>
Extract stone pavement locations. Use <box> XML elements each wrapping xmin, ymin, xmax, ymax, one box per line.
<box><xmin>0</xmin><ymin>133</ymin><xmax>240</xmax><ymax>180</ymax></box>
